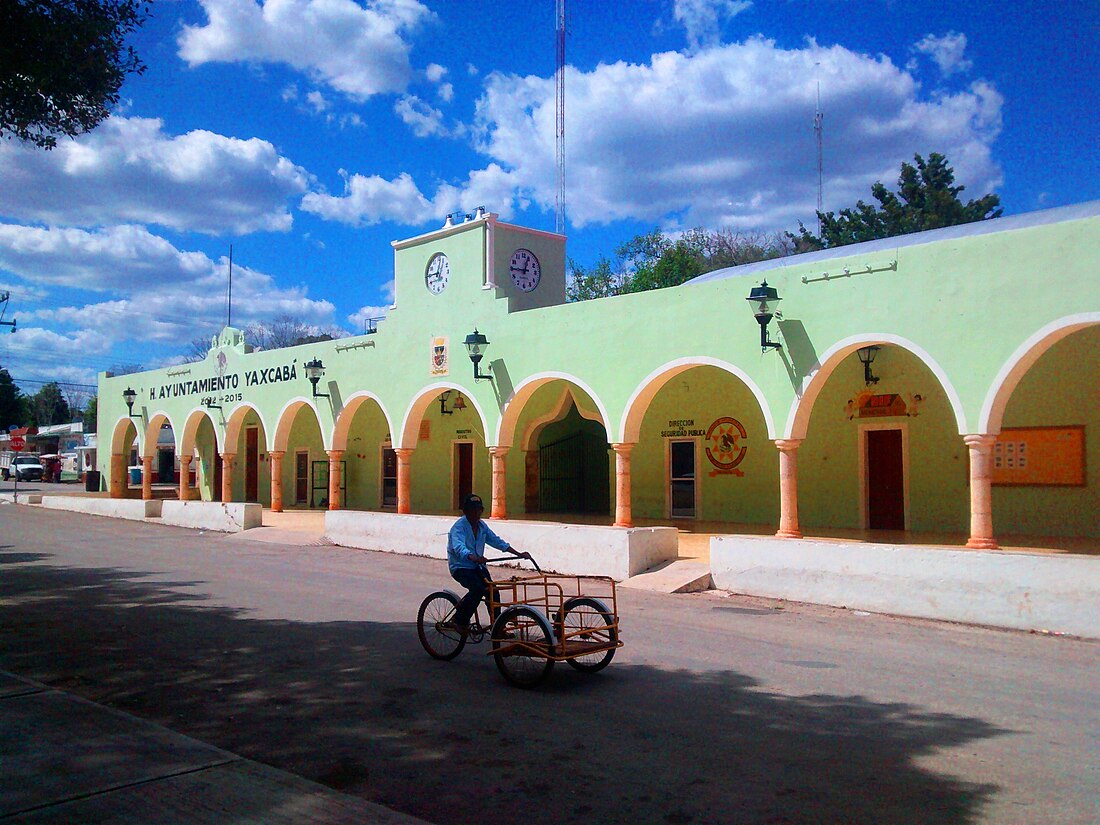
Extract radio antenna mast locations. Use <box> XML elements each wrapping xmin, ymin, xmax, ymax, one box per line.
<box><xmin>814</xmin><ymin>74</ymin><xmax>824</xmax><ymax>236</ymax></box>
<box><xmin>555</xmin><ymin>0</ymin><xmax>566</xmax><ymax>235</ymax></box>
<box><xmin>226</xmin><ymin>244</ymin><xmax>234</xmax><ymax>328</ymax></box>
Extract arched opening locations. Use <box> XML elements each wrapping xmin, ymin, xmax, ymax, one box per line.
<box><xmin>141</xmin><ymin>413</ymin><xmax>177</xmax><ymax>493</ymax></box>
<box><xmin>180</xmin><ymin>409</ymin><xmax>222</xmax><ymax>501</ymax></box>
<box><xmin>109</xmin><ymin>417</ymin><xmax>140</xmax><ymax>498</ymax></box>
<box><xmin>795</xmin><ymin>340</ymin><xmax>966</xmax><ymax>535</ymax></box>
<box><xmin>986</xmin><ymin>323</ymin><xmax>1099</xmax><ymax>542</ymax></box>
<box><xmin>625</xmin><ymin>363</ymin><xmax>774</xmax><ymax>526</ymax></box>
<box><xmin>332</xmin><ymin>393</ymin><xmax>394</xmax><ymax>511</ymax></box>
<box><xmin>400</xmin><ymin>385</ymin><xmax>490</xmax><ymax>514</ymax></box>
<box><xmin>273</xmin><ymin>400</ymin><xmax>327</xmax><ymax>508</ymax></box>
<box><xmin>224</xmin><ymin>404</ymin><xmax>271</xmax><ymax>505</ymax></box>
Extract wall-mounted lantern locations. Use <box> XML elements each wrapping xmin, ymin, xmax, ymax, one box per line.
<box><xmin>745</xmin><ymin>281</ymin><xmax>783</xmax><ymax>352</ymax></box>
<box><xmin>202</xmin><ymin>398</ymin><xmax>223</xmax><ymax>411</ymax></box>
<box><xmin>439</xmin><ymin>390</ymin><xmax>468</xmax><ymax>416</ymax></box>
<box><xmin>122</xmin><ymin>387</ymin><xmax>143</xmax><ymax>420</ymax></box>
<box><xmin>304</xmin><ymin>358</ymin><xmax>329</xmax><ymax>397</ymax></box>
<box><xmin>857</xmin><ymin>346</ymin><xmax>881</xmax><ymax>385</ymax></box>
<box><xmin>463</xmin><ymin>329</ymin><xmax>493</xmax><ymax>382</ymax></box>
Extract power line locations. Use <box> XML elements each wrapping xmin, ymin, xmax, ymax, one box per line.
<box><xmin>4</xmin><ymin>377</ymin><xmax>98</xmax><ymax>389</ymax></box>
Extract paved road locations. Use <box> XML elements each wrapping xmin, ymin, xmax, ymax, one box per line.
<box><xmin>1</xmin><ymin>504</ymin><xmax>1096</xmax><ymax>824</ymax></box>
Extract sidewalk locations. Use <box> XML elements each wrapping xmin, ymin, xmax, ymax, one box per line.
<box><xmin>0</xmin><ymin>670</ymin><xmax>428</xmax><ymax>824</ymax></box>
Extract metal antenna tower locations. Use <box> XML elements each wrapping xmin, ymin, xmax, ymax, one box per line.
<box><xmin>555</xmin><ymin>0</ymin><xmax>566</xmax><ymax>235</ymax></box>
<box><xmin>814</xmin><ymin>77</ymin><xmax>824</xmax><ymax>236</ymax></box>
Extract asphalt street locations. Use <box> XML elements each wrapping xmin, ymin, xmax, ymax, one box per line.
<box><xmin>0</xmin><ymin>504</ymin><xmax>1096</xmax><ymax>824</ymax></box>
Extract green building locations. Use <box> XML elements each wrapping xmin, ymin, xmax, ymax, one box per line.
<box><xmin>99</xmin><ymin>201</ymin><xmax>1100</xmax><ymax>553</ymax></box>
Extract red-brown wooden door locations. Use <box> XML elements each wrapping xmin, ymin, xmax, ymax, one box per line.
<box><xmin>866</xmin><ymin>429</ymin><xmax>904</xmax><ymax>530</ymax></box>
<box><xmin>455</xmin><ymin>442</ymin><xmax>473</xmax><ymax>509</ymax></box>
<box><xmin>245</xmin><ymin>427</ymin><xmax>259</xmax><ymax>502</ymax></box>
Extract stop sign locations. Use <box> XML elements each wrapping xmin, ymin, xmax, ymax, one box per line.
<box><xmin>9</xmin><ymin>435</ymin><xmax>25</xmax><ymax>451</ymax></box>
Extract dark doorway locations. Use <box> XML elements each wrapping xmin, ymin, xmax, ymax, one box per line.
<box><xmin>157</xmin><ymin>448</ymin><xmax>174</xmax><ymax>484</ymax></box>
<box><xmin>295</xmin><ymin>452</ymin><xmax>309</xmax><ymax>504</ymax></box>
<box><xmin>669</xmin><ymin>440</ymin><xmax>696</xmax><ymax>518</ymax></box>
<box><xmin>382</xmin><ymin>447</ymin><xmax>397</xmax><ymax>508</ymax></box>
<box><xmin>213</xmin><ymin>452</ymin><xmax>222</xmax><ymax>501</ymax></box>
<box><xmin>454</xmin><ymin>442</ymin><xmax>473</xmax><ymax>509</ymax></box>
<box><xmin>866</xmin><ymin>428</ymin><xmax>905</xmax><ymax>530</ymax></box>
<box><xmin>536</xmin><ymin>404</ymin><xmax>610</xmax><ymax>514</ymax></box>
<box><xmin>245</xmin><ymin>427</ymin><xmax>259</xmax><ymax>502</ymax></box>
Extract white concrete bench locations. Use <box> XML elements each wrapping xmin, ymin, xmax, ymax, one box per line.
<box><xmin>39</xmin><ymin>496</ymin><xmax>161</xmax><ymax>521</ymax></box>
<box><xmin>325</xmin><ymin>511</ymin><xmax>678</xmax><ymax>581</ymax></box>
<box><xmin>159</xmin><ymin>501</ymin><xmax>262</xmax><ymax>533</ymax></box>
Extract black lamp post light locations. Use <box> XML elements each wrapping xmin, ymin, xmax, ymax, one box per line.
<box><xmin>857</xmin><ymin>345</ymin><xmax>881</xmax><ymax>385</ymax></box>
<box><xmin>745</xmin><ymin>281</ymin><xmax>783</xmax><ymax>352</ymax></box>
<box><xmin>304</xmin><ymin>358</ymin><xmax>329</xmax><ymax>397</ymax></box>
<box><xmin>464</xmin><ymin>329</ymin><xmax>493</xmax><ymax>382</ymax></box>
<box><xmin>122</xmin><ymin>387</ymin><xmax>142</xmax><ymax>419</ymax></box>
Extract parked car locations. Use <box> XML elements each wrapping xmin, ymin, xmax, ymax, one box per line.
<box><xmin>6</xmin><ymin>455</ymin><xmax>44</xmax><ymax>481</ymax></box>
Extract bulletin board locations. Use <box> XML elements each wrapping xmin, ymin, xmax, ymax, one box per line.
<box><xmin>992</xmin><ymin>426</ymin><xmax>1086</xmax><ymax>486</ymax></box>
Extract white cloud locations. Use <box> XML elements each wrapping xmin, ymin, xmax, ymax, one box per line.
<box><xmin>438</xmin><ymin>82</ymin><xmax>454</xmax><ymax>103</ymax></box>
<box><xmin>178</xmin><ymin>0</ymin><xmax>433</xmax><ymax>101</ymax></box>
<box><xmin>394</xmin><ymin>95</ymin><xmax>449</xmax><ymax>137</ymax></box>
<box><xmin>301</xmin><ymin>164</ymin><xmax>522</xmax><ymax>227</ymax></box>
<box><xmin>0</xmin><ymin>117</ymin><xmax>309</xmax><ymax>234</ymax></box>
<box><xmin>306</xmin><ymin>90</ymin><xmax>330</xmax><ymax>113</ymax></box>
<box><xmin>470</xmin><ymin>38</ymin><xmax>1003</xmax><ymax>230</ymax></box>
<box><xmin>913</xmin><ymin>31</ymin><xmax>973</xmax><ymax>77</ymax></box>
<box><xmin>425</xmin><ymin>63</ymin><xmax>447</xmax><ymax>83</ymax></box>
<box><xmin>348</xmin><ymin>304</ymin><xmax>390</xmax><ymax>331</ymax></box>
<box><xmin>674</xmin><ymin>0</ymin><xmax>752</xmax><ymax>52</ymax></box>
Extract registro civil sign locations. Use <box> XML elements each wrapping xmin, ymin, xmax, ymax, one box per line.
<box><xmin>9</xmin><ymin>435</ymin><xmax>25</xmax><ymax>452</ymax></box>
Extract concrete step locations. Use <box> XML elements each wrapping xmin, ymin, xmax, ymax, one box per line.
<box><xmin>620</xmin><ymin>560</ymin><xmax>713</xmax><ymax>594</ymax></box>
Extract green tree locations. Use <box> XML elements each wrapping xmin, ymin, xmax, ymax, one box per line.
<box><xmin>0</xmin><ymin>368</ymin><xmax>27</xmax><ymax>430</ymax></box>
<box><xmin>794</xmin><ymin>152</ymin><xmax>1003</xmax><ymax>250</ymax></box>
<box><xmin>1</xmin><ymin>0</ymin><xmax>148</xmax><ymax>150</ymax></box>
<box><xmin>83</xmin><ymin>395</ymin><xmax>97</xmax><ymax>434</ymax></box>
<box><xmin>567</xmin><ymin>228</ymin><xmax>792</xmax><ymax>301</ymax></box>
<box><xmin>29</xmin><ymin>381</ymin><xmax>70</xmax><ymax>426</ymax></box>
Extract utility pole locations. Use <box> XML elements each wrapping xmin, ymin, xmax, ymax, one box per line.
<box><xmin>0</xmin><ymin>291</ymin><xmax>16</xmax><ymax>333</ymax></box>
<box><xmin>555</xmin><ymin>0</ymin><xmax>566</xmax><ymax>235</ymax></box>
<box><xmin>814</xmin><ymin>77</ymin><xmax>824</xmax><ymax>236</ymax></box>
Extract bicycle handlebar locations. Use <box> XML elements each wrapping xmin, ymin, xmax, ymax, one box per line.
<box><xmin>483</xmin><ymin>553</ymin><xmax>542</xmax><ymax>573</ymax></box>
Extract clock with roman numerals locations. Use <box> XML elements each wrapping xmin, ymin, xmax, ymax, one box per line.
<box><xmin>508</xmin><ymin>248</ymin><xmax>541</xmax><ymax>292</ymax></box>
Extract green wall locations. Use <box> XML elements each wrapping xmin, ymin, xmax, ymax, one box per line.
<box><xmin>343</xmin><ymin>401</ymin><xmax>388</xmax><ymax>511</ymax></box>
<box><xmin>408</xmin><ymin>391</ymin><xmax>490</xmax><ymax>515</ymax></box>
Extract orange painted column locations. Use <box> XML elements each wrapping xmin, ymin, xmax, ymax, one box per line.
<box><xmin>489</xmin><ymin>446</ymin><xmax>509</xmax><ymax>519</ymax></box>
<box><xmin>141</xmin><ymin>455</ymin><xmax>154</xmax><ymax>501</ymax></box>
<box><xmin>964</xmin><ymin>434</ymin><xmax>999</xmax><ymax>549</ymax></box>
<box><xmin>327</xmin><ymin>450</ymin><xmax>344</xmax><ymax>510</ymax></box>
<box><xmin>774</xmin><ymin>439</ymin><xmax>803</xmax><ymax>539</ymax></box>
<box><xmin>269</xmin><ymin>451</ymin><xmax>285</xmax><ymax>512</ymax></box>
<box><xmin>221</xmin><ymin>453</ymin><xmax>235</xmax><ymax>503</ymax></box>
<box><xmin>612</xmin><ymin>443</ymin><xmax>635</xmax><ymax>528</ymax></box>
<box><xmin>179</xmin><ymin>455</ymin><xmax>193</xmax><ymax>501</ymax></box>
<box><xmin>396</xmin><ymin>448</ymin><xmax>414</xmax><ymax>514</ymax></box>
<box><xmin>110</xmin><ymin>453</ymin><xmax>127</xmax><ymax>498</ymax></box>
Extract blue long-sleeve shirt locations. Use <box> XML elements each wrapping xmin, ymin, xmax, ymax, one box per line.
<box><xmin>447</xmin><ymin>516</ymin><xmax>510</xmax><ymax>572</ymax></box>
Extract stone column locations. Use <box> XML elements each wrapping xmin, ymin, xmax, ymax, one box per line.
<box><xmin>269</xmin><ymin>451</ymin><xmax>285</xmax><ymax>512</ymax></box>
<box><xmin>220</xmin><ymin>453</ymin><xmax>235</xmax><ymax>503</ymax></box>
<box><xmin>110</xmin><ymin>453</ymin><xmax>127</xmax><ymax>498</ymax></box>
<box><xmin>327</xmin><ymin>450</ymin><xmax>344</xmax><ymax>511</ymax></box>
<box><xmin>611</xmin><ymin>443</ymin><xmax>635</xmax><ymax>528</ymax></box>
<box><xmin>396</xmin><ymin>448</ymin><xmax>414</xmax><ymax>514</ymax></box>
<box><xmin>964</xmin><ymin>434</ymin><xmax>999</xmax><ymax>549</ymax></box>
<box><xmin>141</xmin><ymin>455</ymin><xmax>154</xmax><ymax>501</ymax></box>
<box><xmin>774</xmin><ymin>439</ymin><xmax>803</xmax><ymax>539</ymax></box>
<box><xmin>179</xmin><ymin>455</ymin><xmax>193</xmax><ymax>502</ymax></box>
<box><xmin>489</xmin><ymin>446</ymin><xmax>509</xmax><ymax>519</ymax></box>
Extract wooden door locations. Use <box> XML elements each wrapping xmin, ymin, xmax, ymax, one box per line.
<box><xmin>295</xmin><ymin>452</ymin><xmax>309</xmax><ymax>504</ymax></box>
<box><xmin>381</xmin><ymin>448</ymin><xmax>397</xmax><ymax>508</ymax></box>
<box><xmin>669</xmin><ymin>440</ymin><xmax>696</xmax><ymax>518</ymax></box>
<box><xmin>245</xmin><ymin>427</ymin><xmax>258</xmax><ymax>502</ymax></box>
<box><xmin>455</xmin><ymin>442</ymin><xmax>473</xmax><ymax>509</ymax></box>
<box><xmin>213</xmin><ymin>452</ymin><xmax>222</xmax><ymax>501</ymax></box>
<box><xmin>867</xmin><ymin>429</ymin><xmax>904</xmax><ymax>530</ymax></box>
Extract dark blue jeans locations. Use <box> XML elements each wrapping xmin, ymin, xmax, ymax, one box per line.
<box><xmin>451</xmin><ymin>567</ymin><xmax>492</xmax><ymax>628</ymax></box>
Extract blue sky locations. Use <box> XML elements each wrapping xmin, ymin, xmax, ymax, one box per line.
<box><xmin>0</xmin><ymin>0</ymin><xmax>1096</xmax><ymax>401</ymax></box>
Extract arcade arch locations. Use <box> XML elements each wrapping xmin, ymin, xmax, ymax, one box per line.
<box><xmin>271</xmin><ymin>399</ymin><xmax>327</xmax><ymax>509</ymax></box>
<box><xmin>223</xmin><ymin>404</ymin><xmax>270</xmax><ymax>505</ymax></box>
<box><xmin>331</xmin><ymin>393</ymin><xmax>395</xmax><ymax>511</ymax></box>
<box><xmin>179</xmin><ymin>408</ymin><xmax>221</xmax><ymax>501</ymax></box>
<box><xmin>108</xmin><ymin>417</ymin><xmax>140</xmax><ymax>498</ymax></box>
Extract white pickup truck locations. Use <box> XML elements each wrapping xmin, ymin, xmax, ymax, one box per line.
<box><xmin>1</xmin><ymin>453</ymin><xmax>44</xmax><ymax>481</ymax></box>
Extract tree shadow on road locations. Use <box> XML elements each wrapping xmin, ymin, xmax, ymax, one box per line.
<box><xmin>0</xmin><ymin>550</ymin><xmax>1006</xmax><ymax>824</ymax></box>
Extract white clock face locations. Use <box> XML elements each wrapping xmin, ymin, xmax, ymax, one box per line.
<box><xmin>509</xmin><ymin>248</ymin><xmax>541</xmax><ymax>292</ymax></box>
<box><xmin>425</xmin><ymin>252</ymin><xmax>450</xmax><ymax>294</ymax></box>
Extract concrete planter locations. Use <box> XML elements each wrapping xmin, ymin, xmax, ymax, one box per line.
<box><xmin>325</xmin><ymin>511</ymin><xmax>678</xmax><ymax>580</ymax></box>
<box><xmin>711</xmin><ymin>535</ymin><xmax>1100</xmax><ymax>638</ymax></box>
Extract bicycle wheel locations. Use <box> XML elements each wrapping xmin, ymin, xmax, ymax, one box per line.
<box><xmin>417</xmin><ymin>591</ymin><xmax>467</xmax><ymax>661</ymax></box>
<box><xmin>491</xmin><ymin>606</ymin><xmax>555</xmax><ymax>688</ymax></box>
<box><xmin>561</xmin><ymin>597</ymin><xmax>617</xmax><ymax>672</ymax></box>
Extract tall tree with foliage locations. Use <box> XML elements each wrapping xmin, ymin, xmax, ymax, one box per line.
<box><xmin>0</xmin><ymin>368</ymin><xmax>28</xmax><ymax>430</ymax></box>
<box><xmin>29</xmin><ymin>381</ymin><xmax>70</xmax><ymax>426</ymax></box>
<box><xmin>567</xmin><ymin>228</ymin><xmax>792</xmax><ymax>301</ymax></box>
<box><xmin>794</xmin><ymin>153</ymin><xmax>1003</xmax><ymax>251</ymax></box>
<box><xmin>1</xmin><ymin>0</ymin><xmax>148</xmax><ymax>150</ymax></box>
<box><xmin>83</xmin><ymin>395</ymin><xmax>97</xmax><ymax>434</ymax></box>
